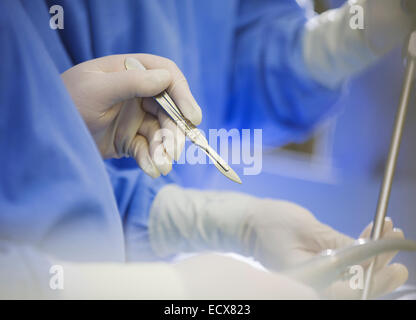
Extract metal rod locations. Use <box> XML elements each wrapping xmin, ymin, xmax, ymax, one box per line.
<box><xmin>361</xmin><ymin>32</ymin><xmax>416</xmax><ymax>300</ymax></box>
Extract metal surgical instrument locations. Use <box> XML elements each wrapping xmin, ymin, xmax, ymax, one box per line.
<box><xmin>361</xmin><ymin>30</ymin><xmax>416</xmax><ymax>299</ymax></box>
<box><xmin>286</xmin><ymin>30</ymin><xmax>416</xmax><ymax>298</ymax></box>
<box><xmin>124</xmin><ymin>57</ymin><xmax>242</xmax><ymax>184</ymax></box>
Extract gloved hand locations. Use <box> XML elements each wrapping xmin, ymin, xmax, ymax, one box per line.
<box><xmin>363</xmin><ymin>0</ymin><xmax>416</xmax><ymax>55</ymax></box>
<box><xmin>247</xmin><ymin>208</ymin><xmax>408</xmax><ymax>299</ymax></box>
<box><xmin>149</xmin><ymin>185</ymin><xmax>408</xmax><ymax>299</ymax></box>
<box><xmin>303</xmin><ymin>0</ymin><xmax>416</xmax><ymax>89</ymax></box>
<box><xmin>322</xmin><ymin>220</ymin><xmax>408</xmax><ymax>299</ymax></box>
<box><xmin>62</xmin><ymin>54</ymin><xmax>202</xmax><ymax>178</ymax></box>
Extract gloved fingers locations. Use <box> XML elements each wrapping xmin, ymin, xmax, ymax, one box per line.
<box><xmin>357</xmin><ymin>217</ymin><xmax>395</xmax><ymax>270</ymax></box>
<box><xmin>326</xmin><ymin>225</ymin><xmax>406</xmax><ymax>299</ymax></box>
<box><xmin>111</xmin><ymin>98</ymin><xmax>146</xmax><ymax>157</ymax></box>
<box><xmin>158</xmin><ymin>110</ymin><xmax>186</xmax><ymax>161</ymax></box>
<box><xmin>142</xmin><ymin>98</ymin><xmax>186</xmax><ymax>161</ymax></box>
<box><xmin>326</xmin><ymin>263</ymin><xmax>407</xmax><ymax>300</ymax></box>
<box><xmin>97</xmin><ymin>68</ymin><xmax>171</xmax><ymax>106</ymax></box>
<box><xmin>129</xmin><ymin>135</ymin><xmax>160</xmax><ymax>178</ymax></box>
<box><xmin>137</xmin><ymin>113</ymin><xmax>172</xmax><ymax>175</ymax></box>
<box><xmin>135</xmin><ymin>54</ymin><xmax>202</xmax><ymax>125</ymax></box>
<box><xmin>371</xmin><ymin>228</ymin><xmax>405</xmax><ymax>273</ymax></box>
<box><xmin>368</xmin><ymin>263</ymin><xmax>408</xmax><ymax>299</ymax></box>
<box><xmin>325</xmin><ymin>263</ymin><xmax>408</xmax><ymax>300</ymax></box>
<box><xmin>359</xmin><ymin>217</ymin><xmax>393</xmax><ymax>239</ymax></box>
<box><xmin>142</xmin><ymin>96</ymin><xmax>160</xmax><ymax>116</ymax></box>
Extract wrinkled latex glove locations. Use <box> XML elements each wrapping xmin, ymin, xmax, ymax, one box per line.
<box><xmin>62</xmin><ymin>54</ymin><xmax>202</xmax><ymax>178</ymax></box>
<box><xmin>231</xmin><ymin>200</ymin><xmax>408</xmax><ymax>299</ymax></box>
<box><xmin>149</xmin><ymin>185</ymin><xmax>408</xmax><ymax>300</ymax></box>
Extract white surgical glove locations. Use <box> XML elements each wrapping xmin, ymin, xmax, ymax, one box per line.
<box><xmin>62</xmin><ymin>54</ymin><xmax>202</xmax><ymax>178</ymax></box>
<box><xmin>149</xmin><ymin>185</ymin><xmax>408</xmax><ymax>299</ymax></box>
<box><xmin>302</xmin><ymin>0</ymin><xmax>416</xmax><ymax>89</ymax></box>
<box><xmin>323</xmin><ymin>220</ymin><xmax>409</xmax><ymax>299</ymax></box>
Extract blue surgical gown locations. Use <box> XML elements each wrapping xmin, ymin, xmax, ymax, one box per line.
<box><xmin>0</xmin><ymin>0</ymin><xmax>340</xmax><ymax>295</ymax></box>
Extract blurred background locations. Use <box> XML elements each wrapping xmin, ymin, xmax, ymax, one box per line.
<box><xmin>196</xmin><ymin>0</ymin><xmax>416</xmax><ymax>285</ymax></box>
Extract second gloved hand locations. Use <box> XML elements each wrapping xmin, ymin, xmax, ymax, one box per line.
<box><xmin>62</xmin><ymin>54</ymin><xmax>202</xmax><ymax>178</ymax></box>
<box><xmin>149</xmin><ymin>185</ymin><xmax>408</xmax><ymax>299</ymax></box>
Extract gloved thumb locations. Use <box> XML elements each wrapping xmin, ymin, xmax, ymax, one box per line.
<box><xmin>97</xmin><ymin>68</ymin><xmax>172</xmax><ymax>106</ymax></box>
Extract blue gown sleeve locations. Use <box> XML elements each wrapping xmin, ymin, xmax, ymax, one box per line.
<box><xmin>227</xmin><ymin>0</ymin><xmax>342</xmax><ymax>146</ymax></box>
<box><xmin>0</xmin><ymin>0</ymin><xmax>125</xmax><ymax>263</ymax></box>
<box><xmin>10</xmin><ymin>0</ymin><xmax>178</xmax><ymax>263</ymax></box>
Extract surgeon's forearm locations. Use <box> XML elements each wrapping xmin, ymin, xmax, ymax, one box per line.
<box><xmin>302</xmin><ymin>1</ymin><xmax>376</xmax><ymax>89</ymax></box>
<box><xmin>302</xmin><ymin>0</ymin><xmax>413</xmax><ymax>89</ymax></box>
<box><xmin>148</xmin><ymin>185</ymin><xmax>254</xmax><ymax>258</ymax></box>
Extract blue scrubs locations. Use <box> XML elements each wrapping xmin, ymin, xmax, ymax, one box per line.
<box><xmin>0</xmin><ymin>0</ymin><xmax>340</xmax><ymax>294</ymax></box>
